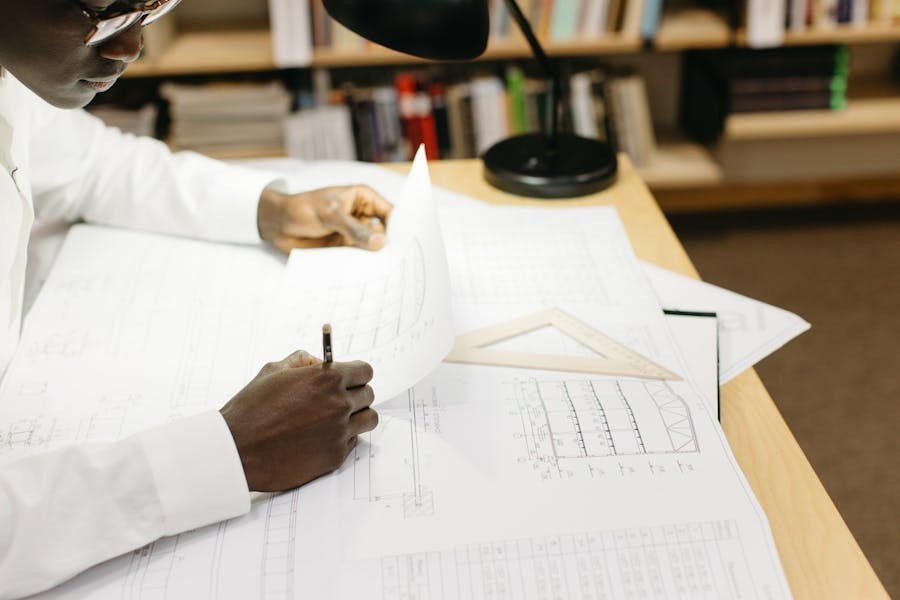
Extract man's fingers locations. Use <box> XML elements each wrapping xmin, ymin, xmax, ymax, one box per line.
<box><xmin>285</xmin><ymin>350</ymin><xmax>321</xmax><ymax>368</ymax></box>
<box><xmin>326</xmin><ymin>209</ymin><xmax>384</xmax><ymax>251</ymax></box>
<box><xmin>349</xmin><ymin>408</ymin><xmax>379</xmax><ymax>435</ymax></box>
<box><xmin>273</xmin><ymin>232</ymin><xmax>344</xmax><ymax>254</ymax></box>
<box><xmin>346</xmin><ymin>384</ymin><xmax>375</xmax><ymax>413</ymax></box>
<box><xmin>259</xmin><ymin>350</ymin><xmax>320</xmax><ymax>375</ymax></box>
<box><xmin>333</xmin><ymin>360</ymin><xmax>374</xmax><ymax>389</ymax></box>
<box><xmin>353</xmin><ymin>186</ymin><xmax>393</xmax><ymax>225</ymax></box>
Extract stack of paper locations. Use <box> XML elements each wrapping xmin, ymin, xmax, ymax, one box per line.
<box><xmin>0</xmin><ymin>151</ymin><xmax>802</xmax><ymax>599</ymax></box>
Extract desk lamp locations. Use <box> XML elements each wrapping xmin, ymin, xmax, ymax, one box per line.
<box><xmin>322</xmin><ymin>0</ymin><xmax>618</xmax><ymax>198</ymax></box>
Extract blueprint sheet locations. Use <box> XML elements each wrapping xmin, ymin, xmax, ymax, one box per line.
<box><xmin>642</xmin><ymin>262</ymin><xmax>810</xmax><ymax>383</ymax></box>
<box><xmin>0</xmin><ymin>159</ymin><xmax>791</xmax><ymax>599</ymax></box>
<box><xmin>259</xmin><ymin>147</ymin><xmax>453</xmax><ymax>400</ymax></box>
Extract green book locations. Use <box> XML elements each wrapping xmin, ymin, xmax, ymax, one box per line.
<box><xmin>506</xmin><ymin>67</ymin><xmax>528</xmax><ymax>134</ymax></box>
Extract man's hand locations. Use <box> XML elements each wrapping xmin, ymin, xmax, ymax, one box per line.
<box><xmin>220</xmin><ymin>350</ymin><xmax>378</xmax><ymax>492</ymax></box>
<box><xmin>257</xmin><ymin>185</ymin><xmax>393</xmax><ymax>254</ymax></box>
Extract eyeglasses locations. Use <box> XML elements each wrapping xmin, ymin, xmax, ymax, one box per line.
<box><xmin>76</xmin><ymin>0</ymin><xmax>183</xmax><ymax>47</ymax></box>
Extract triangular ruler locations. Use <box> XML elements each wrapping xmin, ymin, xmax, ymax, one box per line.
<box><xmin>445</xmin><ymin>307</ymin><xmax>681</xmax><ymax>380</ymax></box>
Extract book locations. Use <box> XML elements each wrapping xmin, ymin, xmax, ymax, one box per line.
<box><xmin>506</xmin><ymin>67</ymin><xmax>529</xmax><ymax>134</ymax></box>
<box><xmin>550</xmin><ymin>0</ymin><xmax>582</xmax><ymax>39</ymax></box>
<box><xmin>580</xmin><ymin>0</ymin><xmax>611</xmax><ymax>35</ymax></box>
<box><xmin>607</xmin><ymin>74</ymin><xmax>656</xmax><ymax>166</ymax></box>
<box><xmin>268</xmin><ymin>0</ymin><xmax>312</xmax><ymax>67</ymax></box>
<box><xmin>447</xmin><ymin>83</ymin><xmax>477</xmax><ymax>159</ymax></box>
<box><xmin>746</xmin><ymin>0</ymin><xmax>787</xmax><ymax>48</ymax></box>
<box><xmin>570</xmin><ymin>72</ymin><xmax>601</xmax><ymax>138</ymax></box>
<box><xmin>470</xmin><ymin>77</ymin><xmax>510</xmax><ymax>155</ymax></box>
<box><xmin>621</xmin><ymin>0</ymin><xmax>646</xmax><ymax>36</ymax></box>
<box><xmin>789</xmin><ymin>0</ymin><xmax>809</xmax><ymax>31</ymax></box>
<box><xmin>640</xmin><ymin>0</ymin><xmax>664</xmax><ymax>41</ymax></box>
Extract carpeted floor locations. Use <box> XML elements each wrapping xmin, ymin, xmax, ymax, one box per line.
<box><xmin>670</xmin><ymin>203</ymin><xmax>900</xmax><ymax>598</ymax></box>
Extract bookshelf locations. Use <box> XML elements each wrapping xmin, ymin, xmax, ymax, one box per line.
<box><xmin>126</xmin><ymin>30</ymin><xmax>274</xmax><ymax>77</ymax></box>
<box><xmin>725</xmin><ymin>96</ymin><xmax>900</xmax><ymax>140</ymax></box>
<box><xmin>115</xmin><ymin>5</ymin><xmax>900</xmax><ymax>210</ymax></box>
<box><xmin>638</xmin><ymin>142</ymin><xmax>723</xmax><ymax>189</ymax></box>
<box><xmin>125</xmin><ymin>10</ymin><xmax>900</xmax><ymax>78</ymax></box>
<box><xmin>736</xmin><ymin>23</ymin><xmax>900</xmax><ymax>46</ymax></box>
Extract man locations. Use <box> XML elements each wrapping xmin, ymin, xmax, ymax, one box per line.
<box><xmin>0</xmin><ymin>1</ymin><xmax>390</xmax><ymax>597</ymax></box>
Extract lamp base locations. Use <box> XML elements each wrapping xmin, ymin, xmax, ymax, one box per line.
<box><xmin>482</xmin><ymin>133</ymin><xmax>618</xmax><ymax>199</ymax></box>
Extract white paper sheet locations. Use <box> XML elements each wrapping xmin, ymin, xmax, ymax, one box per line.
<box><xmin>259</xmin><ymin>147</ymin><xmax>454</xmax><ymax>401</ymax></box>
<box><xmin>642</xmin><ymin>262</ymin><xmax>810</xmax><ymax>383</ymax></box>
<box><xmin>1</xmin><ymin>158</ymin><xmax>791</xmax><ymax>599</ymax></box>
<box><xmin>0</xmin><ymin>226</ymin><xmax>286</xmax><ymax>461</ymax></box>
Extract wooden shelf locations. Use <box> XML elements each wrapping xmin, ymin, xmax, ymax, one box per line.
<box><xmin>124</xmin><ymin>19</ymin><xmax>900</xmax><ymax>78</ymax></box>
<box><xmin>655</xmin><ymin>9</ymin><xmax>733</xmax><ymax>51</ymax></box>
<box><xmin>127</xmin><ymin>29</ymin><xmax>276</xmax><ymax>77</ymax></box>
<box><xmin>737</xmin><ymin>23</ymin><xmax>900</xmax><ymax>47</ymax></box>
<box><xmin>725</xmin><ymin>96</ymin><xmax>900</xmax><ymax>140</ymax></box>
<box><xmin>126</xmin><ymin>29</ymin><xmax>643</xmax><ymax>77</ymax></box>
<box><xmin>638</xmin><ymin>142</ymin><xmax>724</xmax><ymax>189</ymax></box>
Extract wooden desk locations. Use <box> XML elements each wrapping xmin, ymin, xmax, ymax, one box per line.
<box><xmin>386</xmin><ymin>156</ymin><xmax>888</xmax><ymax>600</ymax></box>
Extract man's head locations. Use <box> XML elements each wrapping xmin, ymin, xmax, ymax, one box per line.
<box><xmin>0</xmin><ymin>1</ymin><xmax>176</xmax><ymax>108</ymax></box>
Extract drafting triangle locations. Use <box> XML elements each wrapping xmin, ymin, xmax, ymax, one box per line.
<box><xmin>445</xmin><ymin>308</ymin><xmax>681</xmax><ymax>380</ymax></box>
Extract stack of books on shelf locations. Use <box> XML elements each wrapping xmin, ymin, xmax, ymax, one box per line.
<box><xmin>746</xmin><ymin>0</ymin><xmax>900</xmax><ymax>48</ymax></box>
<box><xmin>284</xmin><ymin>103</ymin><xmax>357</xmax><ymax>160</ymax></box>
<box><xmin>160</xmin><ymin>82</ymin><xmax>292</xmax><ymax>156</ymax></box>
<box><xmin>319</xmin><ymin>67</ymin><xmax>655</xmax><ymax>166</ymax></box>
<box><xmin>729</xmin><ymin>45</ymin><xmax>849</xmax><ymax>112</ymax></box>
<box><xmin>681</xmin><ymin>44</ymin><xmax>850</xmax><ymax>140</ymax></box>
<box><xmin>88</xmin><ymin>104</ymin><xmax>158</xmax><ymax>138</ymax></box>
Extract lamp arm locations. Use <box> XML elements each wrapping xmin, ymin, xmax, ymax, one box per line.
<box><xmin>503</xmin><ymin>0</ymin><xmax>561</xmax><ymax>155</ymax></box>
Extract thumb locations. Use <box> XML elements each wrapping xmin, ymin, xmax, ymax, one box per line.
<box><xmin>328</xmin><ymin>210</ymin><xmax>385</xmax><ymax>250</ymax></box>
<box><xmin>282</xmin><ymin>350</ymin><xmax>322</xmax><ymax>369</ymax></box>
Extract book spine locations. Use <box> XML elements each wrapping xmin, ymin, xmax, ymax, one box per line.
<box><xmin>395</xmin><ymin>73</ymin><xmax>421</xmax><ymax>160</ymax></box>
<box><xmin>416</xmin><ymin>90</ymin><xmax>441</xmax><ymax>159</ymax></box>
<box><xmin>789</xmin><ymin>0</ymin><xmax>809</xmax><ymax>30</ymax></box>
<box><xmin>639</xmin><ymin>0</ymin><xmax>663</xmax><ymax>41</ymax></box>
<box><xmin>506</xmin><ymin>67</ymin><xmax>528</xmax><ymax>134</ymax></box>
<box><xmin>430</xmin><ymin>82</ymin><xmax>452</xmax><ymax>158</ymax></box>
<box><xmin>746</xmin><ymin>0</ymin><xmax>787</xmax><ymax>48</ymax></box>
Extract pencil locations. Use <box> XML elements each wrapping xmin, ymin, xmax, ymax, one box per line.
<box><xmin>322</xmin><ymin>324</ymin><xmax>333</xmax><ymax>364</ymax></box>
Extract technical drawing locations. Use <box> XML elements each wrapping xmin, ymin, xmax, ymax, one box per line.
<box><xmin>352</xmin><ymin>386</ymin><xmax>439</xmax><ymax>518</ymax></box>
<box><xmin>445</xmin><ymin>221</ymin><xmax>615</xmax><ymax>306</ymax></box>
<box><xmin>289</xmin><ymin>239</ymin><xmax>427</xmax><ymax>356</ymax></box>
<box><xmin>374</xmin><ymin>520</ymin><xmax>759</xmax><ymax>600</ymax></box>
<box><xmin>0</xmin><ymin>393</ymin><xmax>138</xmax><ymax>455</ymax></box>
<box><xmin>512</xmin><ymin>378</ymin><xmax>699</xmax><ymax>479</ymax></box>
<box><xmin>260</xmin><ymin>491</ymin><xmax>300</xmax><ymax>599</ymax></box>
<box><xmin>24</xmin><ymin>329</ymin><xmax>88</xmax><ymax>362</ymax></box>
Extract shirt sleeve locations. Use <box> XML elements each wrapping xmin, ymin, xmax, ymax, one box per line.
<box><xmin>26</xmin><ymin>95</ymin><xmax>285</xmax><ymax>245</ymax></box>
<box><xmin>0</xmin><ymin>411</ymin><xmax>250</xmax><ymax>599</ymax></box>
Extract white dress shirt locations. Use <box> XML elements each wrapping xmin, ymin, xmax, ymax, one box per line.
<box><xmin>0</xmin><ymin>70</ymin><xmax>281</xmax><ymax>598</ymax></box>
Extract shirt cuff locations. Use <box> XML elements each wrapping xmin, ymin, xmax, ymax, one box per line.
<box><xmin>176</xmin><ymin>151</ymin><xmax>287</xmax><ymax>244</ymax></box>
<box><xmin>136</xmin><ymin>411</ymin><xmax>251</xmax><ymax>536</ymax></box>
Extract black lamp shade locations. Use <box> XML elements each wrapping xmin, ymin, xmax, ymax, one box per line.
<box><xmin>322</xmin><ymin>0</ymin><xmax>489</xmax><ymax>61</ymax></box>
